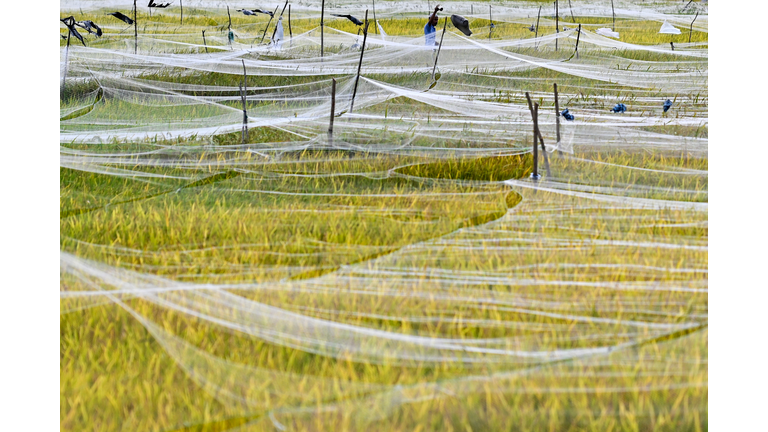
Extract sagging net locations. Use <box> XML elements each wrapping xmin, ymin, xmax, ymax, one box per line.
<box><xmin>60</xmin><ymin>1</ymin><xmax>707</xmax><ymax>430</ymax></box>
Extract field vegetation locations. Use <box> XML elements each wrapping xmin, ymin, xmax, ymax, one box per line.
<box><xmin>61</xmin><ymin>2</ymin><xmax>708</xmax><ymax>431</ymax></box>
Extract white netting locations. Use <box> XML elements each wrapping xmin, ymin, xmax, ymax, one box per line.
<box><xmin>60</xmin><ymin>1</ymin><xmax>707</xmax><ymax>430</ymax></box>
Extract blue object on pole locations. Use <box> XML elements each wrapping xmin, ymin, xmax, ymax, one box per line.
<box><xmin>663</xmin><ymin>99</ymin><xmax>673</xmax><ymax>112</ymax></box>
<box><xmin>610</xmin><ymin>103</ymin><xmax>627</xmax><ymax>113</ymax></box>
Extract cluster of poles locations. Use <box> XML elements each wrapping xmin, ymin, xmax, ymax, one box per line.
<box><xmin>62</xmin><ymin>1</ymin><xmax>703</xmax><ymax>173</ymax></box>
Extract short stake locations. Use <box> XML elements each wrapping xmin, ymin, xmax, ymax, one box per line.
<box><xmin>349</xmin><ymin>10</ymin><xmax>370</xmax><ymax>113</ymax></box>
<box><xmin>202</xmin><ymin>30</ymin><xmax>208</xmax><ymax>53</ymax></box>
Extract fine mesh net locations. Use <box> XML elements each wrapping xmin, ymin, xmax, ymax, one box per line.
<box><xmin>61</xmin><ymin>1</ymin><xmax>707</xmax><ymax>430</ymax></box>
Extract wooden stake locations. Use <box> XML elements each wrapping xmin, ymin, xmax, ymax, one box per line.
<box><xmin>349</xmin><ymin>10</ymin><xmax>370</xmax><ymax>113</ymax></box>
<box><xmin>62</xmin><ymin>29</ymin><xmax>72</xmax><ymax>96</ymax></box>
<box><xmin>288</xmin><ymin>5</ymin><xmax>293</xmax><ymax>40</ymax></box>
<box><xmin>241</xmin><ymin>60</ymin><xmax>248</xmax><ymax>144</ymax></box>
<box><xmin>432</xmin><ymin>17</ymin><xmax>448</xmax><ymax>81</ymax></box>
<box><xmin>373</xmin><ymin>0</ymin><xmax>378</xmax><ymax>34</ymax></box>
<box><xmin>321</xmin><ymin>0</ymin><xmax>325</xmax><ymax>58</ymax></box>
<box><xmin>134</xmin><ymin>0</ymin><xmax>138</xmax><ymax>54</ymax></box>
<box><xmin>261</xmin><ymin>5</ymin><xmax>280</xmax><ymax>44</ymax></box>
<box><xmin>525</xmin><ymin>92</ymin><xmax>550</xmax><ymax>178</ymax></box>
<box><xmin>329</xmin><ymin>78</ymin><xmax>336</xmax><ymax>135</ymax></box>
<box><xmin>489</xmin><ymin>5</ymin><xmax>493</xmax><ymax>41</ymax></box>
<box><xmin>611</xmin><ymin>0</ymin><xmax>615</xmax><ymax>31</ymax></box>
<box><xmin>574</xmin><ymin>23</ymin><xmax>581</xmax><ymax>58</ymax></box>
<box><xmin>555</xmin><ymin>1</ymin><xmax>558</xmax><ymax>51</ymax></box>
<box><xmin>532</xmin><ymin>103</ymin><xmax>540</xmax><ymax>179</ymax></box>
<box><xmin>202</xmin><ymin>30</ymin><xmax>208</xmax><ymax>53</ymax></box>
<box><xmin>271</xmin><ymin>0</ymin><xmax>290</xmax><ymax>43</ymax></box>
<box><xmin>534</xmin><ymin>6</ymin><xmax>541</xmax><ymax>50</ymax></box>
<box><xmin>554</xmin><ymin>83</ymin><xmax>561</xmax><ymax>144</ymax></box>
<box><xmin>227</xmin><ymin>6</ymin><xmax>232</xmax><ymax>49</ymax></box>
<box><xmin>689</xmin><ymin>11</ymin><xmax>698</xmax><ymax>43</ymax></box>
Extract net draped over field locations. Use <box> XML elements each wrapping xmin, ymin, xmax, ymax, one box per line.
<box><xmin>60</xmin><ymin>1</ymin><xmax>707</xmax><ymax>430</ymax></box>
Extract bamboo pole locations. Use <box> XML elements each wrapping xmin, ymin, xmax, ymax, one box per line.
<box><xmin>555</xmin><ymin>1</ymin><xmax>558</xmax><ymax>51</ymax></box>
<box><xmin>575</xmin><ymin>23</ymin><xmax>581</xmax><ymax>58</ymax></box>
<box><xmin>134</xmin><ymin>0</ymin><xmax>138</xmax><ymax>54</ymax></box>
<box><xmin>261</xmin><ymin>5</ymin><xmax>280</xmax><ymax>44</ymax></box>
<box><xmin>227</xmin><ymin>6</ymin><xmax>232</xmax><ymax>49</ymax></box>
<box><xmin>271</xmin><ymin>0</ymin><xmax>290</xmax><ymax>43</ymax></box>
<box><xmin>288</xmin><ymin>5</ymin><xmax>293</xmax><ymax>40</ymax></box>
<box><xmin>241</xmin><ymin>60</ymin><xmax>248</xmax><ymax>143</ymax></box>
<box><xmin>62</xmin><ymin>28</ymin><xmax>72</xmax><ymax>96</ymax></box>
<box><xmin>202</xmin><ymin>30</ymin><xmax>208</xmax><ymax>53</ymax></box>
<box><xmin>554</xmin><ymin>83</ymin><xmax>561</xmax><ymax>143</ymax></box>
<box><xmin>373</xmin><ymin>0</ymin><xmax>378</xmax><ymax>34</ymax></box>
<box><xmin>349</xmin><ymin>10</ymin><xmax>370</xmax><ymax>113</ymax></box>
<box><xmin>525</xmin><ymin>92</ymin><xmax>550</xmax><ymax>177</ymax></box>
<box><xmin>534</xmin><ymin>6</ymin><xmax>541</xmax><ymax>50</ymax></box>
<box><xmin>569</xmin><ymin>0</ymin><xmax>575</xmax><ymax>22</ymax></box>
<box><xmin>689</xmin><ymin>11</ymin><xmax>698</xmax><ymax>43</ymax></box>
<box><xmin>489</xmin><ymin>5</ymin><xmax>493</xmax><ymax>41</ymax></box>
<box><xmin>180</xmin><ymin>0</ymin><xmax>183</xmax><ymax>25</ymax></box>
<box><xmin>432</xmin><ymin>17</ymin><xmax>448</xmax><ymax>80</ymax></box>
<box><xmin>611</xmin><ymin>0</ymin><xmax>615</xmax><ymax>31</ymax></box>
<box><xmin>329</xmin><ymin>78</ymin><xmax>336</xmax><ymax>135</ymax></box>
<box><xmin>532</xmin><ymin>103</ymin><xmax>540</xmax><ymax>179</ymax></box>
<box><xmin>321</xmin><ymin>0</ymin><xmax>325</xmax><ymax>58</ymax></box>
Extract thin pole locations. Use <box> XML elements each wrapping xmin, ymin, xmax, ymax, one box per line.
<box><xmin>134</xmin><ymin>0</ymin><xmax>138</xmax><ymax>54</ymax></box>
<box><xmin>574</xmin><ymin>23</ymin><xmax>581</xmax><ymax>58</ymax></box>
<box><xmin>555</xmin><ymin>1</ymin><xmax>559</xmax><ymax>51</ymax></box>
<box><xmin>261</xmin><ymin>5</ymin><xmax>280</xmax><ymax>44</ymax></box>
<box><xmin>62</xmin><ymin>29</ymin><xmax>72</xmax><ymax>96</ymax></box>
<box><xmin>373</xmin><ymin>0</ymin><xmax>378</xmax><ymax>34</ymax></box>
<box><xmin>241</xmin><ymin>60</ymin><xmax>248</xmax><ymax>143</ymax></box>
<box><xmin>349</xmin><ymin>10</ymin><xmax>370</xmax><ymax>113</ymax></box>
<box><xmin>431</xmin><ymin>17</ymin><xmax>447</xmax><ymax>80</ymax></box>
<box><xmin>525</xmin><ymin>92</ymin><xmax>550</xmax><ymax>177</ymax></box>
<box><xmin>202</xmin><ymin>30</ymin><xmax>208</xmax><ymax>53</ymax></box>
<box><xmin>611</xmin><ymin>0</ymin><xmax>615</xmax><ymax>31</ymax></box>
<box><xmin>227</xmin><ymin>6</ymin><xmax>232</xmax><ymax>49</ymax></box>
<box><xmin>689</xmin><ymin>11</ymin><xmax>698</xmax><ymax>43</ymax></box>
<box><xmin>489</xmin><ymin>5</ymin><xmax>492</xmax><ymax>41</ymax></box>
<box><xmin>538</xmin><ymin>116</ymin><xmax>551</xmax><ymax>177</ymax></box>
<box><xmin>271</xmin><ymin>0</ymin><xmax>290</xmax><ymax>42</ymax></box>
<box><xmin>554</xmin><ymin>83</ymin><xmax>561</xmax><ymax>143</ymax></box>
<box><xmin>329</xmin><ymin>78</ymin><xmax>336</xmax><ymax>135</ymax></box>
<box><xmin>321</xmin><ymin>0</ymin><xmax>325</xmax><ymax>58</ymax></box>
<box><xmin>180</xmin><ymin>0</ymin><xmax>183</xmax><ymax>25</ymax></box>
<box><xmin>532</xmin><ymin>103</ymin><xmax>539</xmax><ymax>178</ymax></box>
<box><xmin>569</xmin><ymin>0</ymin><xmax>574</xmax><ymax>22</ymax></box>
<box><xmin>534</xmin><ymin>6</ymin><xmax>541</xmax><ymax>50</ymax></box>
<box><xmin>288</xmin><ymin>5</ymin><xmax>293</xmax><ymax>41</ymax></box>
